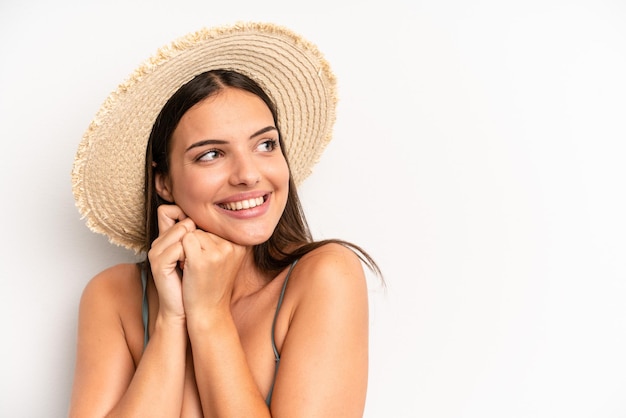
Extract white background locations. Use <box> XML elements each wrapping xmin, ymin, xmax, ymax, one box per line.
<box><xmin>1</xmin><ymin>0</ymin><xmax>625</xmax><ymax>417</ymax></box>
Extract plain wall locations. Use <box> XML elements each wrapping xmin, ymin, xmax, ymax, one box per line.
<box><xmin>1</xmin><ymin>0</ymin><xmax>625</xmax><ymax>417</ymax></box>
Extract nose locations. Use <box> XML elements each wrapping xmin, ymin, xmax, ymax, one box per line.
<box><xmin>229</xmin><ymin>153</ymin><xmax>261</xmax><ymax>186</ymax></box>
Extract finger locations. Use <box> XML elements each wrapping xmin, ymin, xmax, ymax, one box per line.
<box><xmin>182</xmin><ymin>230</ymin><xmax>236</xmax><ymax>265</ymax></box>
<box><xmin>148</xmin><ymin>239</ymin><xmax>186</xmax><ymax>274</ymax></box>
<box><xmin>150</xmin><ymin>218</ymin><xmax>195</xmax><ymax>259</ymax></box>
<box><xmin>181</xmin><ymin>230</ymin><xmax>204</xmax><ymax>260</ymax></box>
<box><xmin>161</xmin><ymin>241</ymin><xmax>187</xmax><ymax>267</ymax></box>
<box><xmin>181</xmin><ymin>230</ymin><xmax>219</xmax><ymax>272</ymax></box>
<box><xmin>157</xmin><ymin>204</ymin><xmax>188</xmax><ymax>235</ymax></box>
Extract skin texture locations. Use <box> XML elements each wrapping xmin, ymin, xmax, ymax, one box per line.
<box><xmin>69</xmin><ymin>88</ymin><xmax>369</xmax><ymax>417</ymax></box>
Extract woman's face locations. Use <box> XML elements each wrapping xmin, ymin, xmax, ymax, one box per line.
<box><xmin>156</xmin><ymin>87</ymin><xmax>290</xmax><ymax>246</ymax></box>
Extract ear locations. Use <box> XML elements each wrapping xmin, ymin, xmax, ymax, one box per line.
<box><xmin>155</xmin><ymin>172</ymin><xmax>174</xmax><ymax>203</ymax></box>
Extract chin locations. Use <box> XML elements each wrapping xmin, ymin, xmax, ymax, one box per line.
<box><xmin>210</xmin><ymin>228</ymin><xmax>274</xmax><ymax>247</ymax></box>
<box><xmin>235</xmin><ymin>233</ymin><xmax>274</xmax><ymax>247</ymax></box>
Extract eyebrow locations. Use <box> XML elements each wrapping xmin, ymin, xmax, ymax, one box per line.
<box><xmin>185</xmin><ymin>126</ymin><xmax>277</xmax><ymax>152</ymax></box>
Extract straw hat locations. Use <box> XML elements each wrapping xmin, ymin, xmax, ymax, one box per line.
<box><xmin>72</xmin><ymin>22</ymin><xmax>337</xmax><ymax>253</ymax></box>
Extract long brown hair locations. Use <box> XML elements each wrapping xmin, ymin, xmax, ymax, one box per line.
<box><xmin>143</xmin><ymin>70</ymin><xmax>380</xmax><ymax>277</ymax></box>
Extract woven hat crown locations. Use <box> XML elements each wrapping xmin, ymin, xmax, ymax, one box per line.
<box><xmin>72</xmin><ymin>22</ymin><xmax>337</xmax><ymax>252</ymax></box>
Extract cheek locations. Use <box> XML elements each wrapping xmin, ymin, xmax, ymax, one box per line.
<box><xmin>274</xmin><ymin>157</ymin><xmax>290</xmax><ymax>187</ymax></box>
<box><xmin>171</xmin><ymin>169</ymin><xmax>221</xmax><ymax>206</ymax></box>
<box><xmin>276</xmin><ymin>162</ymin><xmax>291</xmax><ymax>209</ymax></box>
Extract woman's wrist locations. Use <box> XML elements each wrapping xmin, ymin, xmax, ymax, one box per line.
<box><xmin>186</xmin><ymin>306</ymin><xmax>232</xmax><ymax>336</ymax></box>
<box><xmin>155</xmin><ymin>310</ymin><xmax>187</xmax><ymax>331</ymax></box>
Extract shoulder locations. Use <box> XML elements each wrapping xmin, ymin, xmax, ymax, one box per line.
<box><xmin>80</xmin><ymin>263</ymin><xmax>142</xmax><ymax>313</ymax></box>
<box><xmin>288</xmin><ymin>243</ymin><xmax>368</xmax><ymax>308</ymax></box>
<box><xmin>82</xmin><ymin>263</ymin><xmax>141</xmax><ymax>295</ymax></box>
<box><xmin>296</xmin><ymin>242</ymin><xmax>366</xmax><ymax>278</ymax></box>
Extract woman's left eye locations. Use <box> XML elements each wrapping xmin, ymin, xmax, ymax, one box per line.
<box><xmin>257</xmin><ymin>139</ymin><xmax>278</xmax><ymax>152</ymax></box>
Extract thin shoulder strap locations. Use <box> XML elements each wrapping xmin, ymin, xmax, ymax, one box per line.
<box><xmin>141</xmin><ymin>265</ymin><xmax>149</xmax><ymax>350</ymax></box>
<box><xmin>266</xmin><ymin>259</ymin><xmax>299</xmax><ymax>406</ymax></box>
<box><xmin>271</xmin><ymin>259</ymin><xmax>299</xmax><ymax>360</ymax></box>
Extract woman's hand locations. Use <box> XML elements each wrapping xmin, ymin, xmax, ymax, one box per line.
<box><xmin>179</xmin><ymin>229</ymin><xmax>247</xmax><ymax>322</ymax></box>
<box><xmin>147</xmin><ymin>204</ymin><xmax>197</xmax><ymax>322</ymax></box>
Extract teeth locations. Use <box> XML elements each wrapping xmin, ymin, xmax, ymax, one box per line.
<box><xmin>220</xmin><ymin>197</ymin><xmax>264</xmax><ymax>211</ymax></box>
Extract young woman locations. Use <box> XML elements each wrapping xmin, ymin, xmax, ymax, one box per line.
<box><xmin>69</xmin><ymin>23</ymin><xmax>380</xmax><ymax>417</ymax></box>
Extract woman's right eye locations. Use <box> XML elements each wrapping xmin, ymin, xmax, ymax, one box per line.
<box><xmin>197</xmin><ymin>149</ymin><xmax>221</xmax><ymax>162</ymax></box>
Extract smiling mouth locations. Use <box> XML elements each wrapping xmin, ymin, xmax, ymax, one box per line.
<box><xmin>218</xmin><ymin>195</ymin><xmax>267</xmax><ymax>211</ymax></box>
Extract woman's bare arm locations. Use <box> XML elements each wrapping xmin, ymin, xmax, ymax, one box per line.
<box><xmin>68</xmin><ymin>264</ymin><xmax>188</xmax><ymax>417</ymax></box>
<box><xmin>271</xmin><ymin>243</ymin><xmax>369</xmax><ymax>417</ymax></box>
